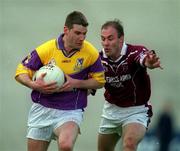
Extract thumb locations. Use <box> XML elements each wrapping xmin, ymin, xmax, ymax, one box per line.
<box><xmin>40</xmin><ymin>72</ymin><xmax>47</xmax><ymax>79</ymax></box>
<box><xmin>64</xmin><ymin>74</ymin><xmax>70</xmax><ymax>80</ymax></box>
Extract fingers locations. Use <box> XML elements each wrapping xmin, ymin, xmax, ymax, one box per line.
<box><xmin>40</xmin><ymin>74</ymin><xmax>76</xmax><ymax>93</ymax></box>
<box><xmin>154</xmin><ymin>61</ymin><xmax>163</xmax><ymax>69</ymax></box>
<box><xmin>150</xmin><ymin>50</ymin><xmax>156</xmax><ymax>54</ymax></box>
<box><xmin>39</xmin><ymin>76</ymin><xmax>72</xmax><ymax>93</ymax></box>
<box><xmin>64</xmin><ymin>74</ymin><xmax>71</xmax><ymax>82</ymax></box>
<box><xmin>56</xmin><ymin>80</ymin><xmax>76</xmax><ymax>92</ymax></box>
<box><xmin>146</xmin><ymin>52</ymin><xmax>158</xmax><ymax>60</ymax></box>
<box><xmin>39</xmin><ymin>72</ymin><xmax>47</xmax><ymax>79</ymax></box>
<box><xmin>33</xmin><ymin>78</ymin><xmax>59</xmax><ymax>94</ymax></box>
<box><xmin>45</xmin><ymin>81</ymin><xmax>57</xmax><ymax>87</ymax></box>
<box><xmin>150</xmin><ymin>56</ymin><xmax>163</xmax><ymax>69</ymax></box>
<box><xmin>57</xmin><ymin>81</ymin><xmax>71</xmax><ymax>92</ymax></box>
<box><xmin>41</xmin><ymin>82</ymin><xmax>59</xmax><ymax>94</ymax></box>
<box><xmin>65</xmin><ymin>74</ymin><xmax>69</xmax><ymax>78</ymax></box>
<box><xmin>145</xmin><ymin>50</ymin><xmax>163</xmax><ymax>69</ymax></box>
<box><xmin>159</xmin><ymin>66</ymin><xmax>163</xmax><ymax>70</ymax></box>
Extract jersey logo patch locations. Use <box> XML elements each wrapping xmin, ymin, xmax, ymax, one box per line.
<box><xmin>74</xmin><ymin>58</ymin><xmax>84</xmax><ymax>72</ymax></box>
<box><xmin>62</xmin><ymin>60</ymin><xmax>71</xmax><ymax>63</ymax></box>
<box><xmin>121</xmin><ymin>62</ymin><xmax>128</xmax><ymax>72</ymax></box>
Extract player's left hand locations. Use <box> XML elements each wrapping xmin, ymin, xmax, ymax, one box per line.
<box><xmin>57</xmin><ymin>74</ymin><xmax>79</xmax><ymax>92</ymax></box>
<box><xmin>144</xmin><ymin>50</ymin><xmax>163</xmax><ymax>69</ymax></box>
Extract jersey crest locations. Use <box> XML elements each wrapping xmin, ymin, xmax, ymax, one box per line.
<box><xmin>74</xmin><ymin>58</ymin><xmax>84</xmax><ymax>72</ymax></box>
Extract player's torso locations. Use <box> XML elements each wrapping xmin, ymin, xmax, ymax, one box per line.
<box><xmin>31</xmin><ymin>39</ymin><xmax>101</xmax><ymax>109</ymax></box>
<box><xmin>37</xmin><ymin>39</ymin><xmax>96</xmax><ymax>77</ymax></box>
<box><xmin>100</xmin><ymin>44</ymin><xmax>151</xmax><ymax>107</ymax></box>
<box><xmin>47</xmin><ymin>50</ymin><xmax>90</xmax><ymax>75</ymax></box>
<box><xmin>101</xmin><ymin>45</ymin><xmax>141</xmax><ymax>90</ymax></box>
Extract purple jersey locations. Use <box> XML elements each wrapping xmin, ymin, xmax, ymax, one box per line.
<box><xmin>100</xmin><ymin>43</ymin><xmax>151</xmax><ymax>107</ymax></box>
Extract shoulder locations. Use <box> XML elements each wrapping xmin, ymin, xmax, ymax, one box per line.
<box><xmin>83</xmin><ymin>40</ymin><xmax>99</xmax><ymax>55</ymax></box>
<box><xmin>34</xmin><ymin>39</ymin><xmax>56</xmax><ymax>63</ymax></box>
<box><xmin>126</xmin><ymin>44</ymin><xmax>151</xmax><ymax>66</ymax></box>
<box><xmin>127</xmin><ymin>44</ymin><xmax>149</xmax><ymax>53</ymax></box>
<box><xmin>81</xmin><ymin>40</ymin><xmax>100</xmax><ymax>62</ymax></box>
<box><xmin>36</xmin><ymin>39</ymin><xmax>56</xmax><ymax>53</ymax></box>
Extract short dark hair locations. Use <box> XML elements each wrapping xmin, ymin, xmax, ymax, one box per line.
<box><xmin>65</xmin><ymin>11</ymin><xmax>89</xmax><ymax>29</ymax></box>
<box><xmin>101</xmin><ymin>19</ymin><xmax>124</xmax><ymax>38</ymax></box>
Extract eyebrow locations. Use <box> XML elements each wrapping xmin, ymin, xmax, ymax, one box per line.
<box><xmin>101</xmin><ymin>35</ymin><xmax>114</xmax><ymax>38</ymax></box>
<box><xmin>74</xmin><ymin>30</ymin><xmax>87</xmax><ymax>34</ymax></box>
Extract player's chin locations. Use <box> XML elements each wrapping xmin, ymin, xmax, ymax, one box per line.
<box><xmin>76</xmin><ymin>42</ymin><xmax>83</xmax><ymax>48</ymax></box>
<box><xmin>105</xmin><ymin>51</ymin><xmax>111</xmax><ymax>57</ymax></box>
<box><xmin>75</xmin><ymin>45</ymin><xmax>82</xmax><ymax>50</ymax></box>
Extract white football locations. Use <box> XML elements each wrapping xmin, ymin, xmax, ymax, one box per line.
<box><xmin>33</xmin><ymin>64</ymin><xmax>65</xmax><ymax>87</ymax></box>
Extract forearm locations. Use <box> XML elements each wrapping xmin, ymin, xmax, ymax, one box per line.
<box><xmin>15</xmin><ymin>74</ymin><xmax>34</xmax><ymax>89</ymax></box>
<box><xmin>74</xmin><ymin>78</ymin><xmax>104</xmax><ymax>89</ymax></box>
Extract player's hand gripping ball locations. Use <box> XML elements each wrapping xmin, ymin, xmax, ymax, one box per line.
<box><xmin>33</xmin><ymin>64</ymin><xmax>65</xmax><ymax>87</ymax></box>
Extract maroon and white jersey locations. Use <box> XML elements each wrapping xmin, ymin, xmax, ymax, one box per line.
<box><xmin>100</xmin><ymin>43</ymin><xmax>151</xmax><ymax>107</ymax></box>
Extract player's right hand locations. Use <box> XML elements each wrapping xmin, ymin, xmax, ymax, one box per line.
<box><xmin>32</xmin><ymin>73</ymin><xmax>58</xmax><ymax>94</ymax></box>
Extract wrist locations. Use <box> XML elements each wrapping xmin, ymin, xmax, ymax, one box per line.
<box><xmin>73</xmin><ymin>79</ymin><xmax>81</xmax><ymax>88</ymax></box>
<box><xmin>29</xmin><ymin>81</ymin><xmax>36</xmax><ymax>90</ymax></box>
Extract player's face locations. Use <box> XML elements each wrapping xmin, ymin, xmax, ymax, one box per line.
<box><xmin>101</xmin><ymin>26</ymin><xmax>124</xmax><ymax>60</ymax></box>
<box><xmin>64</xmin><ymin>24</ymin><xmax>87</xmax><ymax>50</ymax></box>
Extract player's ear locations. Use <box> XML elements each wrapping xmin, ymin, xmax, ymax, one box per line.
<box><xmin>64</xmin><ymin>26</ymin><xmax>69</xmax><ymax>34</ymax></box>
<box><xmin>119</xmin><ymin>36</ymin><xmax>124</xmax><ymax>43</ymax></box>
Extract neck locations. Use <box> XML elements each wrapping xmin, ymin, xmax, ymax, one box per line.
<box><xmin>62</xmin><ymin>35</ymin><xmax>72</xmax><ymax>53</ymax></box>
<box><xmin>110</xmin><ymin>55</ymin><xmax>121</xmax><ymax>61</ymax></box>
<box><xmin>110</xmin><ymin>49</ymin><xmax>121</xmax><ymax>61</ymax></box>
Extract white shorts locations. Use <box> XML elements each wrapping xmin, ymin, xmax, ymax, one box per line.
<box><xmin>99</xmin><ymin>101</ymin><xmax>152</xmax><ymax>136</ymax></box>
<box><xmin>27</xmin><ymin>103</ymin><xmax>84</xmax><ymax>141</ymax></box>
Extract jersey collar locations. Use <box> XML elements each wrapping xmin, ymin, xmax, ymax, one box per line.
<box><xmin>57</xmin><ymin>34</ymin><xmax>79</xmax><ymax>57</ymax></box>
<box><xmin>121</xmin><ymin>42</ymin><xmax>127</xmax><ymax>56</ymax></box>
<box><xmin>57</xmin><ymin>34</ymin><xmax>65</xmax><ymax>50</ymax></box>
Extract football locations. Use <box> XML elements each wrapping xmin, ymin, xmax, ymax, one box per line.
<box><xmin>33</xmin><ymin>64</ymin><xmax>65</xmax><ymax>87</ymax></box>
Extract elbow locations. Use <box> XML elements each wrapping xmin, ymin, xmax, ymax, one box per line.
<box><xmin>15</xmin><ymin>75</ymin><xmax>20</xmax><ymax>82</ymax></box>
